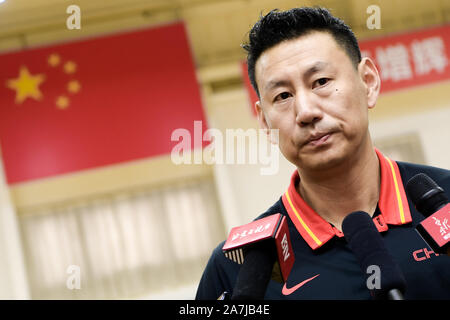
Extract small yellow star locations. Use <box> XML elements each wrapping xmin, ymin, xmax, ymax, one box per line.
<box><xmin>6</xmin><ymin>66</ymin><xmax>46</xmax><ymax>104</ymax></box>
<box><xmin>67</xmin><ymin>80</ymin><xmax>81</xmax><ymax>94</ymax></box>
<box><xmin>64</xmin><ymin>61</ymin><xmax>77</xmax><ymax>74</ymax></box>
<box><xmin>56</xmin><ymin>95</ymin><xmax>70</xmax><ymax>109</ymax></box>
<box><xmin>48</xmin><ymin>54</ymin><xmax>61</xmax><ymax>67</ymax></box>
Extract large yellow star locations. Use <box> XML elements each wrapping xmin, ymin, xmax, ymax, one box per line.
<box><xmin>6</xmin><ymin>66</ymin><xmax>46</xmax><ymax>104</ymax></box>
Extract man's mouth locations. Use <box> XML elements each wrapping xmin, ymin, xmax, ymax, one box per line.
<box><xmin>305</xmin><ymin>132</ymin><xmax>333</xmax><ymax>147</ymax></box>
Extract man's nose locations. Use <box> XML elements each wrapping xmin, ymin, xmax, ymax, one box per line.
<box><xmin>294</xmin><ymin>92</ymin><xmax>323</xmax><ymax>127</ymax></box>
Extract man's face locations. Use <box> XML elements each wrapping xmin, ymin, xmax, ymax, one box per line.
<box><xmin>255</xmin><ymin>31</ymin><xmax>378</xmax><ymax>172</ymax></box>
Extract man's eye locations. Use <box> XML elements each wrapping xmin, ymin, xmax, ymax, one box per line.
<box><xmin>313</xmin><ymin>78</ymin><xmax>330</xmax><ymax>88</ymax></box>
<box><xmin>274</xmin><ymin>92</ymin><xmax>291</xmax><ymax>101</ymax></box>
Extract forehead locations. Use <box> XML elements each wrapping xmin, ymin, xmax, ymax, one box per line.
<box><xmin>255</xmin><ymin>31</ymin><xmax>352</xmax><ymax>87</ymax></box>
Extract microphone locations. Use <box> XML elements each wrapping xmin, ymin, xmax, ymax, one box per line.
<box><xmin>342</xmin><ymin>211</ymin><xmax>407</xmax><ymax>300</ymax></box>
<box><xmin>405</xmin><ymin>173</ymin><xmax>450</xmax><ymax>255</ymax></box>
<box><xmin>221</xmin><ymin>213</ymin><xmax>295</xmax><ymax>300</ymax></box>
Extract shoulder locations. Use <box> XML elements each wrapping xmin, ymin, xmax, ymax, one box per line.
<box><xmin>195</xmin><ymin>240</ymin><xmax>240</xmax><ymax>300</ymax></box>
<box><xmin>396</xmin><ymin>161</ymin><xmax>450</xmax><ymax>190</ymax></box>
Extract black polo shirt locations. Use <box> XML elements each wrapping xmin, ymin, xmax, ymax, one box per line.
<box><xmin>196</xmin><ymin>149</ymin><xmax>450</xmax><ymax>299</ymax></box>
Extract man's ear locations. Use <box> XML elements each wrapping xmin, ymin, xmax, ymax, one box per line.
<box><xmin>359</xmin><ymin>57</ymin><xmax>381</xmax><ymax>109</ymax></box>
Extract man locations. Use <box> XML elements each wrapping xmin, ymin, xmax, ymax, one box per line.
<box><xmin>196</xmin><ymin>7</ymin><xmax>450</xmax><ymax>299</ymax></box>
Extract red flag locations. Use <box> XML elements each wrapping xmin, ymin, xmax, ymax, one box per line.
<box><xmin>240</xmin><ymin>61</ymin><xmax>259</xmax><ymax>117</ymax></box>
<box><xmin>0</xmin><ymin>22</ymin><xmax>208</xmax><ymax>184</ymax></box>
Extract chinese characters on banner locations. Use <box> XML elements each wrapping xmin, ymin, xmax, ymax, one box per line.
<box><xmin>242</xmin><ymin>25</ymin><xmax>450</xmax><ymax>115</ymax></box>
<box><xmin>360</xmin><ymin>25</ymin><xmax>450</xmax><ymax>93</ymax></box>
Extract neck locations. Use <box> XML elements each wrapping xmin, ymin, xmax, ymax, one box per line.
<box><xmin>297</xmin><ymin>142</ymin><xmax>380</xmax><ymax>231</ymax></box>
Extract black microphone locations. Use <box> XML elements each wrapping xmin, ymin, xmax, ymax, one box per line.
<box><xmin>342</xmin><ymin>211</ymin><xmax>407</xmax><ymax>300</ymax></box>
<box><xmin>406</xmin><ymin>173</ymin><xmax>450</xmax><ymax>255</ymax></box>
<box><xmin>221</xmin><ymin>213</ymin><xmax>295</xmax><ymax>300</ymax></box>
<box><xmin>231</xmin><ymin>240</ymin><xmax>276</xmax><ymax>300</ymax></box>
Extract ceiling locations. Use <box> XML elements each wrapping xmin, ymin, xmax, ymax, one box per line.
<box><xmin>0</xmin><ymin>0</ymin><xmax>449</xmax><ymax>80</ymax></box>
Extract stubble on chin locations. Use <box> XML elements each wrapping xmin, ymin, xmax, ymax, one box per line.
<box><xmin>290</xmin><ymin>138</ymin><xmax>353</xmax><ymax>173</ymax></box>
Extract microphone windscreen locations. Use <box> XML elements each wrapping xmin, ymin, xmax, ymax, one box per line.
<box><xmin>405</xmin><ymin>173</ymin><xmax>448</xmax><ymax>216</ymax></box>
<box><xmin>342</xmin><ymin>211</ymin><xmax>406</xmax><ymax>299</ymax></box>
<box><xmin>231</xmin><ymin>240</ymin><xmax>276</xmax><ymax>300</ymax></box>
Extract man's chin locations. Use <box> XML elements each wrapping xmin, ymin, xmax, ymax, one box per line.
<box><xmin>295</xmin><ymin>147</ymin><xmax>349</xmax><ymax>172</ymax></box>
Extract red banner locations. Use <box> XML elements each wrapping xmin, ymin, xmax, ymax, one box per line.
<box><xmin>242</xmin><ymin>24</ymin><xmax>450</xmax><ymax>113</ymax></box>
<box><xmin>0</xmin><ymin>22</ymin><xmax>207</xmax><ymax>184</ymax></box>
<box><xmin>360</xmin><ymin>24</ymin><xmax>450</xmax><ymax>93</ymax></box>
<box><xmin>241</xmin><ymin>61</ymin><xmax>258</xmax><ymax>117</ymax></box>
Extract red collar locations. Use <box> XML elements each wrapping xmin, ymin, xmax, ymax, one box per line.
<box><xmin>281</xmin><ymin>148</ymin><xmax>412</xmax><ymax>250</ymax></box>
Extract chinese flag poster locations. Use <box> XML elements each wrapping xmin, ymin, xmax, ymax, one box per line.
<box><xmin>0</xmin><ymin>22</ymin><xmax>208</xmax><ymax>184</ymax></box>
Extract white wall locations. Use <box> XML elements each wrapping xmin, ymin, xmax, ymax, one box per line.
<box><xmin>0</xmin><ymin>152</ymin><xmax>29</xmax><ymax>299</ymax></box>
<box><xmin>369</xmin><ymin>105</ymin><xmax>450</xmax><ymax>169</ymax></box>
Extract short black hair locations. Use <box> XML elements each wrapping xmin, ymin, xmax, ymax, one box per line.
<box><xmin>242</xmin><ymin>7</ymin><xmax>362</xmax><ymax>97</ymax></box>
